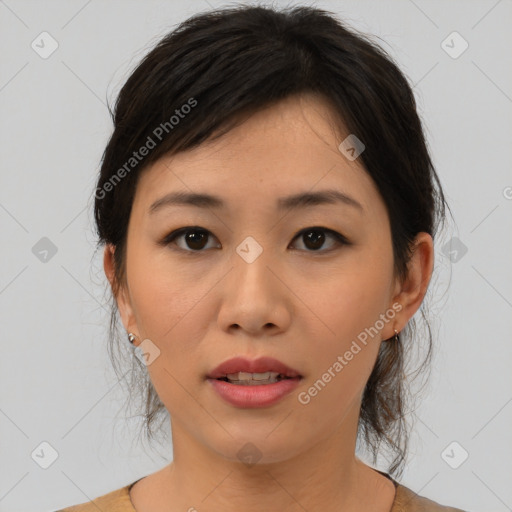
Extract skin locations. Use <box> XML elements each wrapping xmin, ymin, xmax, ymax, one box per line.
<box><xmin>103</xmin><ymin>92</ymin><xmax>434</xmax><ymax>512</ymax></box>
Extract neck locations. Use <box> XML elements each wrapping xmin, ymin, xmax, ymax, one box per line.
<box><xmin>139</xmin><ymin>400</ymin><xmax>394</xmax><ymax>512</ymax></box>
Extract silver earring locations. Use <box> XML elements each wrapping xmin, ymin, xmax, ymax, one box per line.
<box><xmin>128</xmin><ymin>332</ymin><xmax>137</xmax><ymax>345</ymax></box>
<box><xmin>385</xmin><ymin>329</ymin><xmax>400</xmax><ymax>342</ymax></box>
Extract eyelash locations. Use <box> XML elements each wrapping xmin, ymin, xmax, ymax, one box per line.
<box><xmin>159</xmin><ymin>226</ymin><xmax>350</xmax><ymax>255</ymax></box>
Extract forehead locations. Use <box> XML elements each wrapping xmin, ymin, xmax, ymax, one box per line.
<box><xmin>133</xmin><ymin>94</ymin><xmax>383</xmax><ymax>219</ymax></box>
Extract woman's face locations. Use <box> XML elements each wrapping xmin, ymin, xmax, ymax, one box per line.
<box><xmin>105</xmin><ymin>93</ymin><xmax>428</xmax><ymax>465</ymax></box>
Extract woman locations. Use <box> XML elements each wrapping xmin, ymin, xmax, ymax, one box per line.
<box><xmin>57</xmin><ymin>4</ymin><xmax>469</xmax><ymax>511</ymax></box>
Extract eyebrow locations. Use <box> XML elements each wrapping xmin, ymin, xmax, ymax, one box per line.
<box><xmin>148</xmin><ymin>189</ymin><xmax>364</xmax><ymax>215</ymax></box>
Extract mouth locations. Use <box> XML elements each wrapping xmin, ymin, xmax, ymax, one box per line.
<box><xmin>214</xmin><ymin>371</ymin><xmax>302</xmax><ymax>385</ymax></box>
<box><xmin>206</xmin><ymin>356</ymin><xmax>303</xmax><ymax>384</ymax></box>
<box><xmin>206</xmin><ymin>370</ymin><xmax>303</xmax><ymax>408</ymax></box>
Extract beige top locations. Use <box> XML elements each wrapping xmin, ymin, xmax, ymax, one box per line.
<box><xmin>55</xmin><ymin>471</ymin><xmax>468</xmax><ymax>512</ymax></box>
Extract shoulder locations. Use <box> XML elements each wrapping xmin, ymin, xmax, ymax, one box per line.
<box><xmin>54</xmin><ymin>482</ymin><xmax>137</xmax><ymax>512</ymax></box>
<box><xmin>392</xmin><ymin>483</ymin><xmax>468</xmax><ymax>512</ymax></box>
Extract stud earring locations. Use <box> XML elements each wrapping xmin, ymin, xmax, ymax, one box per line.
<box><xmin>127</xmin><ymin>332</ymin><xmax>138</xmax><ymax>345</ymax></box>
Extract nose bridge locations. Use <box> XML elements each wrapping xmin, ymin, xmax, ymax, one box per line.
<box><xmin>218</xmin><ymin>234</ymin><xmax>286</xmax><ymax>333</ymax></box>
<box><xmin>232</xmin><ymin>234</ymin><xmax>276</xmax><ymax>300</ymax></box>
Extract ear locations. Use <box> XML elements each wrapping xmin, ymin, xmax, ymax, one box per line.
<box><xmin>384</xmin><ymin>232</ymin><xmax>434</xmax><ymax>339</ymax></box>
<box><xmin>103</xmin><ymin>244</ymin><xmax>139</xmax><ymax>344</ymax></box>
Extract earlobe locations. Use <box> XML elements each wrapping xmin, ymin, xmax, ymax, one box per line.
<box><xmin>388</xmin><ymin>232</ymin><xmax>434</xmax><ymax>336</ymax></box>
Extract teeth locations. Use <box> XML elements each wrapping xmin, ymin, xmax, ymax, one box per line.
<box><xmin>226</xmin><ymin>371</ymin><xmax>280</xmax><ymax>380</ymax></box>
<box><xmin>225</xmin><ymin>371</ymin><xmax>283</xmax><ymax>385</ymax></box>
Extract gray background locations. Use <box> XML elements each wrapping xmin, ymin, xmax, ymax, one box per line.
<box><xmin>1</xmin><ymin>1</ymin><xmax>511</xmax><ymax>511</ymax></box>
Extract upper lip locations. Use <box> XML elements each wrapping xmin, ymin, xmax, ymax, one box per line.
<box><xmin>207</xmin><ymin>356</ymin><xmax>302</xmax><ymax>379</ymax></box>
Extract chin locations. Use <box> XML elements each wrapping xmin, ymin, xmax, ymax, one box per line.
<box><xmin>209</xmin><ymin>432</ymin><xmax>308</xmax><ymax>467</ymax></box>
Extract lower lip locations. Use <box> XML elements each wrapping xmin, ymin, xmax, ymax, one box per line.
<box><xmin>207</xmin><ymin>377</ymin><xmax>302</xmax><ymax>408</ymax></box>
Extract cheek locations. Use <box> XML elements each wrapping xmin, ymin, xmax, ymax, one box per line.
<box><xmin>128</xmin><ymin>243</ymin><xmax>202</xmax><ymax>333</ymax></box>
<box><xmin>126</xmin><ymin>255</ymin><xmax>213</xmax><ymax>401</ymax></box>
<box><xmin>302</xmin><ymin>259</ymin><xmax>393</xmax><ymax>391</ymax></box>
<box><xmin>128</xmin><ymin>265</ymin><xmax>211</xmax><ymax>419</ymax></box>
<box><xmin>295</xmin><ymin>284</ymin><xmax>386</xmax><ymax>427</ymax></box>
<box><xmin>307</xmin><ymin>256</ymin><xmax>393</xmax><ymax>337</ymax></box>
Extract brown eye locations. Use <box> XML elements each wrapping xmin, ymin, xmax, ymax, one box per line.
<box><xmin>162</xmin><ymin>227</ymin><xmax>219</xmax><ymax>252</ymax></box>
<box><xmin>290</xmin><ymin>227</ymin><xmax>349</xmax><ymax>252</ymax></box>
<box><xmin>303</xmin><ymin>230</ymin><xmax>326</xmax><ymax>250</ymax></box>
<box><xmin>182</xmin><ymin>229</ymin><xmax>209</xmax><ymax>250</ymax></box>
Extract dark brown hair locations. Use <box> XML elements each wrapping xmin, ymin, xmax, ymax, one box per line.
<box><xmin>92</xmin><ymin>4</ymin><xmax>451</xmax><ymax>478</ymax></box>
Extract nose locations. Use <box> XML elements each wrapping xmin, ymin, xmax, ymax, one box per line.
<box><xmin>216</xmin><ymin>246</ymin><xmax>291</xmax><ymax>337</ymax></box>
